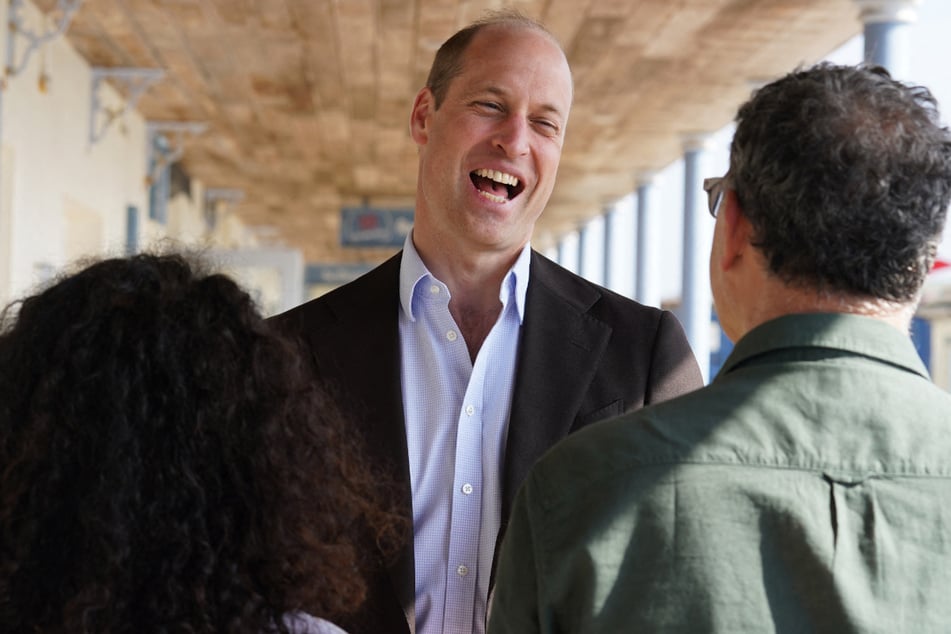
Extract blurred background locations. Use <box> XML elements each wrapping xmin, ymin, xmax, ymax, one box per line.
<box><xmin>1</xmin><ymin>0</ymin><xmax>949</xmax><ymax>385</ymax></box>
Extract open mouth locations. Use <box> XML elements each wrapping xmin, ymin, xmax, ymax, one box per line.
<box><xmin>471</xmin><ymin>168</ymin><xmax>524</xmax><ymax>203</ymax></box>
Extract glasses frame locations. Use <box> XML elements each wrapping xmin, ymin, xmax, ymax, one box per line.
<box><xmin>703</xmin><ymin>176</ymin><xmax>727</xmax><ymax>218</ymax></box>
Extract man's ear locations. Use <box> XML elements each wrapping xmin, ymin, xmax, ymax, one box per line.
<box><xmin>409</xmin><ymin>87</ymin><xmax>435</xmax><ymax>146</ymax></box>
<box><xmin>718</xmin><ymin>189</ymin><xmax>753</xmax><ymax>272</ymax></box>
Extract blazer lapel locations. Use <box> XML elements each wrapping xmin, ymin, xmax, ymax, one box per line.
<box><xmin>302</xmin><ymin>254</ymin><xmax>416</xmax><ymax>631</ymax></box>
<box><xmin>501</xmin><ymin>253</ymin><xmax>613</xmax><ymax>521</ymax></box>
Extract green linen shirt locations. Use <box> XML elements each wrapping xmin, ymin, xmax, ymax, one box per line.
<box><xmin>488</xmin><ymin>313</ymin><xmax>951</xmax><ymax>633</ymax></box>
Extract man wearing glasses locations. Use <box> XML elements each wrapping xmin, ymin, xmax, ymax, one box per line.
<box><xmin>703</xmin><ymin>175</ymin><xmax>728</xmax><ymax>218</ymax></box>
<box><xmin>488</xmin><ymin>63</ymin><xmax>951</xmax><ymax>633</ymax></box>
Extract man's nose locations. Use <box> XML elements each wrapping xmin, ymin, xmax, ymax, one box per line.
<box><xmin>493</xmin><ymin>115</ymin><xmax>530</xmax><ymax>158</ymax></box>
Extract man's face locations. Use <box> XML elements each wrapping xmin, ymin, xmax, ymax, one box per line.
<box><xmin>410</xmin><ymin>26</ymin><xmax>573</xmax><ymax>258</ymax></box>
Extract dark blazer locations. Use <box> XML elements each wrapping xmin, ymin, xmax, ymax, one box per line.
<box><xmin>271</xmin><ymin>250</ymin><xmax>702</xmax><ymax>634</ymax></box>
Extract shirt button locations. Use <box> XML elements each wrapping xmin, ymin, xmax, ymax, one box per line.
<box><xmin>446</xmin><ymin>330</ymin><xmax>458</xmax><ymax>342</ymax></box>
<box><xmin>465</xmin><ymin>405</ymin><xmax>475</xmax><ymax>416</ymax></box>
<box><xmin>429</xmin><ymin>284</ymin><xmax>440</xmax><ymax>295</ymax></box>
<box><xmin>457</xmin><ymin>564</ymin><xmax>469</xmax><ymax>577</ymax></box>
<box><xmin>462</xmin><ymin>483</ymin><xmax>473</xmax><ymax>495</ymax></box>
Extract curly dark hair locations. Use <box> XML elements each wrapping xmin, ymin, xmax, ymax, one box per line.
<box><xmin>425</xmin><ymin>9</ymin><xmax>566</xmax><ymax>109</ymax></box>
<box><xmin>0</xmin><ymin>253</ymin><xmax>404</xmax><ymax>633</ymax></box>
<box><xmin>729</xmin><ymin>62</ymin><xmax>951</xmax><ymax>301</ymax></box>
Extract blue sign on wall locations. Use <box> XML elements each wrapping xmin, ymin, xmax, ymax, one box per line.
<box><xmin>340</xmin><ymin>207</ymin><xmax>414</xmax><ymax>247</ymax></box>
<box><xmin>306</xmin><ymin>263</ymin><xmax>374</xmax><ymax>286</ymax></box>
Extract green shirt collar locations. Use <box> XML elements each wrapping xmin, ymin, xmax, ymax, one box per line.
<box><xmin>718</xmin><ymin>312</ymin><xmax>930</xmax><ymax>381</ymax></box>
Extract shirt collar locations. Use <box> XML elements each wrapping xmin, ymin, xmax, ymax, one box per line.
<box><xmin>718</xmin><ymin>312</ymin><xmax>930</xmax><ymax>380</ymax></box>
<box><xmin>399</xmin><ymin>231</ymin><xmax>531</xmax><ymax>324</ymax></box>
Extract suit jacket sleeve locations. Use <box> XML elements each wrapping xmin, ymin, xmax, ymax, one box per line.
<box><xmin>644</xmin><ymin>309</ymin><xmax>705</xmax><ymax>405</ymax></box>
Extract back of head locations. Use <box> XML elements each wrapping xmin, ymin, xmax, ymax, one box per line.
<box><xmin>0</xmin><ymin>253</ymin><xmax>400</xmax><ymax>632</ymax></box>
<box><xmin>729</xmin><ymin>63</ymin><xmax>951</xmax><ymax>302</ymax></box>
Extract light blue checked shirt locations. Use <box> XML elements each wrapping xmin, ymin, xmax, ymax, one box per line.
<box><xmin>399</xmin><ymin>234</ymin><xmax>529</xmax><ymax>634</ymax></box>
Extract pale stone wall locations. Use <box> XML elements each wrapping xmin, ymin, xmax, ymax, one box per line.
<box><xmin>0</xmin><ymin>0</ymin><xmax>301</xmax><ymax>312</ymax></box>
<box><xmin>0</xmin><ymin>0</ymin><xmax>148</xmax><ymax>302</ymax></box>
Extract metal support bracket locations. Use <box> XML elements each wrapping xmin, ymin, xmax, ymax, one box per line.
<box><xmin>89</xmin><ymin>67</ymin><xmax>165</xmax><ymax>145</ymax></box>
<box><xmin>204</xmin><ymin>187</ymin><xmax>244</xmax><ymax>223</ymax></box>
<box><xmin>204</xmin><ymin>187</ymin><xmax>245</xmax><ymax>229</ymax></box>
<box><xmin>145</xmin><ymin>120</ymin><xmax>207</xmax><ymax>185</ymax></box>
<box><xmin>3</xmin><ymin>0</ymin><xmax>84</xmax><ymax>90</ymax></box>
<box><xmin>205</xmin><ymin>187</ymin><xmax>245</xmax><ymax>206</ymax></box>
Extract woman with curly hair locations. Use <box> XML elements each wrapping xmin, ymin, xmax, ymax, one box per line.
<box><xmin>0</xmin><ymin>253</ymin><xmax>404</xmax><ymax>633</ymax></box>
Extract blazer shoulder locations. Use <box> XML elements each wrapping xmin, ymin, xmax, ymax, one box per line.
<box><xmin>529</xmin><ymin>250</ymin><xmax>667</xmax><ymax>325</ymax></box>
<box><xmin>527</xmin><ymin>251</ymin><xmax>701</xmax><ymax>397</ymax></box>
<box><xmin>270</xmin><ymin>252</ymin><xmax>401</xmax><ymax>332</ymax></box>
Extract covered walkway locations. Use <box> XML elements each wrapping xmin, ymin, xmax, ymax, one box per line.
<box><xmin>3</xmin><ymin>0</ymin><xmax>947</xmax><ymax>383</ymax></box>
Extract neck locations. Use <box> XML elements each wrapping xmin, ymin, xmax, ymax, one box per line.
<box><xmin>412</xmin><ymin>232</ymin><xmax>523</xmax><ymax>311</ymax></box>
<box><xmin>739</xmin><ymin>279</ymin><xmax>916</xmax><ymax>338</ymax></box>
<box><xmin>411</xmin><ymin>234</ymin><xmax>524</xmax><ymax>361</ymax></box>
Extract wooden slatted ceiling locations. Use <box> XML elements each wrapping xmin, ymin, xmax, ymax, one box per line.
<box><xmin>35</xmin><ymin>0</ymin><xmax>860</xmax><ymax>264</ymax></box>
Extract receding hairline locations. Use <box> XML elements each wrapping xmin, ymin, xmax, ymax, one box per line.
<box><xmin>474</xmin><ymin>22</ymin><xmax>570</xmax><ymax>71</ymax></box>
<box><xmin>469</xmin><ymin>16</ymin><xmax>569</xmax><ymax>69</ymax></box>
<box><xmin>424</xmin><ymin>11</ymin><xmax>573</xmax><ymax>107</ymax></box>
<box><xmin>468</xmin><ymin>8</ymin><xmax>560</xmax><ymax>41</ymax></box>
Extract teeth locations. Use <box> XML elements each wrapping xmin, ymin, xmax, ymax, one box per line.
<box><xmin>474</xmin><ymin>168</ymin><xmax>519</xmax><ymax>187</ymax></box>
<box><xmin>478</xmin><ymin>190</ymin><xmax>508</xmax><ymax>204</ymax></box>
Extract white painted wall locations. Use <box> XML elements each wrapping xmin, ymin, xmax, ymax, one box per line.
<box><xmin>0</xmin><ymin>0</ymin><xmax>300</xmax><ymax>313</ymax></box>
<box><xmin>0</xmin><ymin>0</ymin><xmax>148</xmax><ymax>301</ymax></box>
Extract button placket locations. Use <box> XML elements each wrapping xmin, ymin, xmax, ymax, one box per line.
<box><xmin>443</xmin><ymin>370</ymin><xmax>483</xmax><ymax>632</ymax></box>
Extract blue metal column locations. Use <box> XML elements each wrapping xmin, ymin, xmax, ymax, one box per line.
<box><xmin>603</xmin><ymin>203</ymin><xmax>618</xmax><ymax>291</ymax></box>
<box><xmin>610</xmin><ymin>193</ymin><xmax>637</xmax><ymax>298</ymax></box>
<box><xmin>569</xmin><ymin>231</ymin><xmax>581</xmax><ymax>275</ymax></box>
<box><xmin>682</xmin><ymin>135</ymin><xmax>714</xmax><ymax>382</ymax></box>
<box><xmin>557</xmin><ymin>231</ymin><xmax>580</xmax><ymax>274</ymax></box>
<box><xmin>635</xmin><ymin>174</ymin><xmax>660</xmax><ymax>308</ymax></box>
<box><xmin>556</xmin><ymin>238</ymin><xmax>569</xmax><ymax>269</ymax></box>
<box><xmin>578</xmin><ymin>220</ymin><xmax>590</xmax><ymax>280</ymax></box>
<box><xmin>579</xmin><ymin>215</ymin><xmax>605</xmax><ymax>285</ymax></box>
<box><xmin>125</xmin><ymin>205</ymin><xmax>139</xmax><ymax>255</ymax></box>
<box><xmin>855</xmin><ymin>0</ymin><xmax>921</xmax><ymax>78</ymax></box>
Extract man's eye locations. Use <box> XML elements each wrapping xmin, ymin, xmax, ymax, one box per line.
<box><xmin>476</xmin><ymin>101</ymin><xmax>503</xmax><ymax>111</ymax></box>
